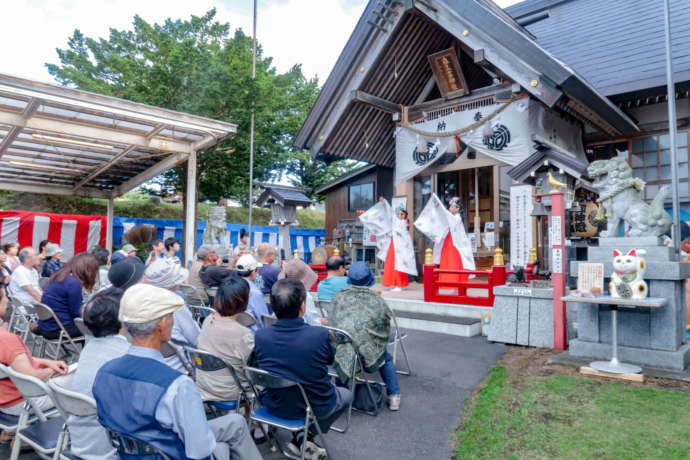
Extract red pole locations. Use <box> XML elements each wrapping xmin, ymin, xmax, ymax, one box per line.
<box><xmin>550</xmin><ymin>192</ymin><xmax>567</xmax><ymax>350</ymax></box>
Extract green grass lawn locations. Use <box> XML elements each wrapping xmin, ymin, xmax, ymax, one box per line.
<box><xmin>455</xmin><ymin>366</ymin><xmax>690</xmax><ymax>459</ymax></box>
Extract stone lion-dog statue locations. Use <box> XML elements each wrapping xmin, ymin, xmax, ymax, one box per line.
<box><xmin>587</xmin><ymin>157</ymin><xmax>671</xmax><ymax>237</ymax></box>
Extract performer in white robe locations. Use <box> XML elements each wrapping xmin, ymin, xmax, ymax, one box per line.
<box><xmin>359</xmin><ymin>198</ymin><xmax>417</xmax><ymax>291</ymax></box>
<box><xmin>415</xmin><ymin>194</ymin><xmax>475</xmax><ymax>289</ymax></box>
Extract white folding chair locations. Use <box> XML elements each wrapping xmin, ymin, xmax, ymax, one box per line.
<box><xmin>4</xmin><ymin>364</ymin><xmax>63</xmax><ymax>460</ymax></box>
<box><xmin>47</xmin><ymin>375</ymin><xmax>101</xmax><ymax>460</ymax></box>
<box><xmin>32</xmin><ymin>302</ymin><xmax>85</xmax><ymax>361</ymax></box>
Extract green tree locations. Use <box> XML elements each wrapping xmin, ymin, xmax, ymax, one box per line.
<box><xmin>46</xmin><ymin>9</ymin><xmax>351</xmax><ymax>203</ymax></box>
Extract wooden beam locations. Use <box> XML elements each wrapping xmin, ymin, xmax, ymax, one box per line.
<box><xmin>72</xmin><ymin>145</ymin><xmax>136</xmax><ymax>192</ymax></box>
<box><xmin>0</xmin><ymin>109</ymin><xmax>192</xmax><ymax>153</ymax></box>
<box><xmin>145</xmin><ymin>123</ymin><xmax>166</xmax><ymax>140</ymax></box>
<box><xmin>115</xmin><ymin>152</ymin><xmax>189</xmax><ymax>196</ymax></box>
<box><xmin>352</xmin><ymin>90</ymin><xmax>400</xmax><ymax>114</ymax></box>
<box><xmin>406</xmin><ymin>83</ymin><xmax>509</xmax><ymax>121</ymax></box>
<box><xmin>0</xmin><ymin>180</ymin><xmax>111</xmax><ymax>198</ymax></box>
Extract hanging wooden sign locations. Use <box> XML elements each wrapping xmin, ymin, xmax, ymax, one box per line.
<box><xmin>427</xmin><ymin>48</ymin><xmax>469</xmax><ymax>99</ymax></box>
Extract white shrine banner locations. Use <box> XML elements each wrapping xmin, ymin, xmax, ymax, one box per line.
<box><xmin>510</xmin><ymin>185</ymin><xmax>534</xmax><ymax>268</ymax></box>
<box><xmin>394</xmin><ymin>98</ymin><xmax>584</xmax><ymax>185</ymax></box>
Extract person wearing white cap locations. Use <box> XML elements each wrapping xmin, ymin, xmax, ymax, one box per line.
<box><xmin>92</xmin><ymin>284</ymin><xmax>262</xmax><ymax>460</ymax></box>
<box><xmin>144</xmin><ymin>258</ymin><xmax>200</xmax><ymax>371</ymax></box>
<box><xmin>235</xmin><ymin>254</ymin><xmax>270</xmax><ymax>330</ymax></box>
<box><xmin>41</xmin><ymin>243</ymin><xmax>64</xmax><ymax>278</ymax></box>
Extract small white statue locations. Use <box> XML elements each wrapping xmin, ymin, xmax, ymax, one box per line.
<box><xmin>609</xmin><ymin>249</ymin><xmax>648</xmax><ymax>299</ymax></box>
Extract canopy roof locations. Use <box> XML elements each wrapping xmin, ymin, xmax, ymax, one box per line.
<box><xmin>0</xmin><ymin>74</ymin><xmax>237</xmax><ymax>198</ymax></box>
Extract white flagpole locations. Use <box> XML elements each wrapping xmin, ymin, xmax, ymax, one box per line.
<box><xmin>248</xmin><ymin>0</ymin><xmax>257</xmax><ymax>245</ymax></box>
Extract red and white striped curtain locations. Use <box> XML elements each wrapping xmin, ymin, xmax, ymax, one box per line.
<box><xmin>0</xmin><ymin>211</ymin><xmax>106</xmax><ymax>260</ymax></box>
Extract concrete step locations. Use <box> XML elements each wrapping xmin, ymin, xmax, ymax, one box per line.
<box><xmin>385</xmin><ymin>296</ymin><xmax>492</xmax><ymax>320</ymax></box>
<box><xmin>393</xmin><ymin>309</ymin><xmax>482</xmax><ymax>337</ymax></box>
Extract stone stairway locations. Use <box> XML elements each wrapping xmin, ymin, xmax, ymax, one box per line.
<box><xmin>386</xmin><ymin>296</ymin><xmax>490</xmax><ymax>338</ymax></box>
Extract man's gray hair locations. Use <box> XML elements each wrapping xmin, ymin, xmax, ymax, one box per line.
<box><xmin>18</xmin><ymin>247</ymin><xmax>34</xmax><ymax>264</ymax></box>
<box><xmin>196</xmin><ymin>244</ymin><xmax>215</xmax><ymax>260</ymax></box>
<box><xmin>256</xmin><ymin>243</ymin><xmax>275</xmax><ymax>260</ymax></box>
<box><xmin>123</xmin><ymin>316</ymin><xmax>167</xmax><ymax>338</ymax></box>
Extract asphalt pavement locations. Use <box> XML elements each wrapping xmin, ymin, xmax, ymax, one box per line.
<box><xmin>1</xmin><ymin>330</ymin><xmax>507</xmax><ymax>460</ymax></box>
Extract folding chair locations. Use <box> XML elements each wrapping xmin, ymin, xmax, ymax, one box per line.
<box><xmin>384</xmin><ymin>302</ymin><xmax>412</xmax><ymax>376</ymax></box>
<box><xmin>178</xmin><ymin>284</ymin><xmax>197</xmax><ymax>299</ymax></box>
<box><xmin>31</xmin><ymin>302</ymin><xmax>85</xmax><ymax>361</ymax></box>
<box><xmin>8</xmin><ymin>297</ymin><xmax>34</xmax><ymax>343</ymax></box>
<box><xmin>4</xmin><ymin>364</ymin><xmax>64</xmax><ymax>460</ymax></box>
<box><xmin>261</xmin><ymin>314</ymin><xmax>277</xmax><ymax>327</ymax></box>
<box><xmin>39</xmin><ymin>277</ymin><xmax>50</xmax><ymax>290</ymax></box>
<box><xmin>316</xmin><ymin>300</ymin><xmax>331</xmax><ymax>318</ymax></box>
<box><xmin>244</xmin><ymin>366</ymin><xmax>331</xmax><ymax>460</ymax></box>
<box><xmin>184</xmin><ymin>346</ymin><xmax>253</xmax><ymax>416</ymax></box>
<box><xmin>205</xmin><ymin>286</ymin><xmax>218</xmax><ymax>301</ymax></box>
<box><xmin>236</xmin><ymin>311</ymin><xmax>258</xmax><ymax>329</ymax></box>
<box><xmin>106</xmin><ymin>430</ymin><xmax>172</xmax><ymax>460</ymax></box>
<box><xmin>160</xmin><ymin>341</ymin><xmax>194</xmax><ymax>376</ymax></box>
<box><xmin>188</xmin><ymin>305</ymin><xmax>216</xmax><ymax>326</ymax></box>
<box><xmin>47</xmin><ymin>375</ymin><xmax>100</xmax><ymax>460</ymax></box>
<box><xmin>0</xmin><ymin>364</ymin><xmax>21</xmax><ymax>436</ymax></box>
<box><xmin>323</xmin><ymin>327</ymin><xmax>357</xmax><ymax>433</ymax></box>
<box><xmin>72</xmin><ymin>318</ymin><xmax>93</xmax><ymax>340</ymax></box>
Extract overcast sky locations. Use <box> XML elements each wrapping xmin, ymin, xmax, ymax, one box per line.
<box><xmin>1</xmin><ymin>0</ymin><xmax>521</xmax><ymax>86</ymax></box>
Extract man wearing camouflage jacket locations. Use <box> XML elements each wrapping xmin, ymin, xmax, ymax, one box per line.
<box><xmin>329</xmin><ymin>261</ymin><xmax>402</xmax><ymax>411</ymax></box>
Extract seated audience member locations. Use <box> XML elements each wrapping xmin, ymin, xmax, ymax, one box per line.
<box><xmin>189</xmin><ymin>244</ymin><xmax>219</xmax><ymax>303</ymax></box>
<box><xmin>235</xmin><ymin>254</ymin><xmax>270</xmax><ymax>330</ymax></box>
<box><xmin>3</xmin><ymin>242</ymin><xmax>20</xmax><ymax>271</ymax></box>
<box><xmin>91</xmin><ymin>247</ymin><xmax>111</xmax><ymax>291</ymax></box>
<box><xmin>233</xmin><ymin>228</ymin><xmax>251</xmax><ymax>257</ymax></box>
<box><xmin>196</xmin><ymin>275</ymin><xmax>254</xmax><ymax>402</ymax></box>
<box><xmin>121</xmin><ymin>244</ymin><xmax>138</xmax><ymax>258</ymax></box>
<box><xmin>8</xmin><ymin>247</ymin><xmax>42</xmax><ymax>305</ymax></box>
<box><xmin>145</xmin><ymin>258</ymin><xmax>200</xmax><ymax>370</ymax></box>
<box><xmin>41</xmin><ymin>244</ymin><xmax>64</xmax><ymax>278</ymax></box>
<box><xmin>92</xmin><ymin>284</ymin><xmax>261</xmax><ymax>460</ymax></box>
<box><xmin>254</xmin><ymin>279</ymin><xmax>352</xmax><ymax>456</ymax></box>
<box><xmin>107</xmin><ymin>257</ymin><xmax>146</xmax><ymax>291</ymax></box>
<box><xmin>37</xmin><ymin>239</ymin><xmax>52</xmax><ymax>275</ymax></box>
<box><xmin>145</xmin><ymin>238</ymin><xmax>165</xmax><ymax>265</ymax></box>
<box><xmin>39</xmin><ymin>253</ymin><xmax>99</xmax><ymax>339</ymax></box>
<box><xmin>317</xmin><ymin>255</ymin><xmax>349</xmax><ymax>301</ymax></box>
<box><xmin>329</xmin><ymin>261</ymin><xmax>402</xmax><ymax>410</ymax></box>
<box><xmin>164</xmin><ymin>237</ymin><xmax>181</xmax><ymax>265</ymax></box>
<box><xmin>0</xmin><ymin>250</ymin><xmax>11</xmax><ymax>287</ymax></box>
<box><xmin>68</xmin><ymin>288</ymin><xmax>129</xmax><ymax>460</ymax></box>
<box><xmin>0</xmin><ymin>285</ymin><xmax>67</xmax><ymax>416</ymax></box>
<box><xmin>280</xmin><ymin>258</ymin><xmax>325</xmax><ymax>325</ymax></box>
<box><xmin>256</xmin><ymin>243</ymin><xmax>281</xmax><ymax>296</ymax></box>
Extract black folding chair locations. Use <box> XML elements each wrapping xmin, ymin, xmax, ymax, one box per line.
<box><xmin>183</xmin><ymin>346</ymin><xmax>253</xmax><ymax>417</ymax></box>
<box><xmin>244</xmin><ymin>366</ymin><xmax>331</xmax><ymax>460</ymax></box>
<box><xmin>261</xmin><ymin>313</ymin><xmax>277</xmax><ymax>327</ymax></box>
<box><xmin>160</xmin><ymin>341</ymin><xmax>194</xmax><ymax>375</ymax></box>
<box><xmin>107</xmin><ymin>430</ymin><xmax>172</xmax><ymax>460</ymax></box>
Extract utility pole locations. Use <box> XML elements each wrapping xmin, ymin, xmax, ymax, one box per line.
<box><xmin>248</xmin><ymin>0</ymin><xmax>257</xmax><ymax>245</ymax></box>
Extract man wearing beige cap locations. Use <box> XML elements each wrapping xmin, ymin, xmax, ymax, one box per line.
<box><xmin>92</xmin><ymin>284</ymin><xmax>261</xmax><ymax>460</ymax></box>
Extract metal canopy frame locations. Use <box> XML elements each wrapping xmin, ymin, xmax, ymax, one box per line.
<box><xmin>0</xmin><ymin>73</ymin><xmax>237</xmax><ymax>264</ymax></box>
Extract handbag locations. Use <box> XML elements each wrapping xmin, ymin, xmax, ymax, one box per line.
<box><xmin>352</xmin><ymin>381</ymin><xmax>385</xmax><ymax>412</ymax></box>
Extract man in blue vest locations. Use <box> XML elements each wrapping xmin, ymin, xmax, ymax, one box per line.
<box><xmin>92</xmin><ymin>284</ymin><xmax>261</xmax><ymax>460</ymax></box>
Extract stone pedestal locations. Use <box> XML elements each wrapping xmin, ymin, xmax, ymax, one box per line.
<box><xmin>489</xmin><ymin>286</ymin><xmax>555</xmax><ymax>347</ymax></box>
<box><xmin>569</xmin><ymin>238</ymin><xmax>690</xmax><ymax>370</ymax></box>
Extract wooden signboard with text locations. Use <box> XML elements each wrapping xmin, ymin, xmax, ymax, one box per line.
<box><xmin>427</xmin><ymin>48</ymin><xmax>469</xmax><ymax>99</ymax></box>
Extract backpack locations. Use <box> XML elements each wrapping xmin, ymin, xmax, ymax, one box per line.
<box><xmin>352</xmin><ymin>381</ymin><xmax>385</xmax><ymax>412</ymax></box>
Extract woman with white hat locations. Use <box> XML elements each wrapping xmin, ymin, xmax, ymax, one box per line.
<box><xmin>41</xmin><ymin>243</ymin><xmax>64</xmax><ymax>278</ymax></box>
<box><xmin>144</xmin><ymin>258</ymin><xmax>199</xmax><ymax>371</ymax></box>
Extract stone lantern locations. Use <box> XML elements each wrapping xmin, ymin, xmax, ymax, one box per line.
<box><xmin>255</xmin><ymin>183</ymin><xmax>312</xmax><ymax>260</ymax></box>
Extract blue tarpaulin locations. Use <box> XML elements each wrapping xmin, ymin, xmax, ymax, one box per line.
<box><xmin>113</xmin><ymin>217</ymin><xmax>324</xmax><ymax>263</ymax></box>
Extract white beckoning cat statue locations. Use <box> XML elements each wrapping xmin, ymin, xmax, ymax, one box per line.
<box><xmin>609</xmin><ymin>249</ymin><xmax>648</xmax><ymax>299</ymax></box>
